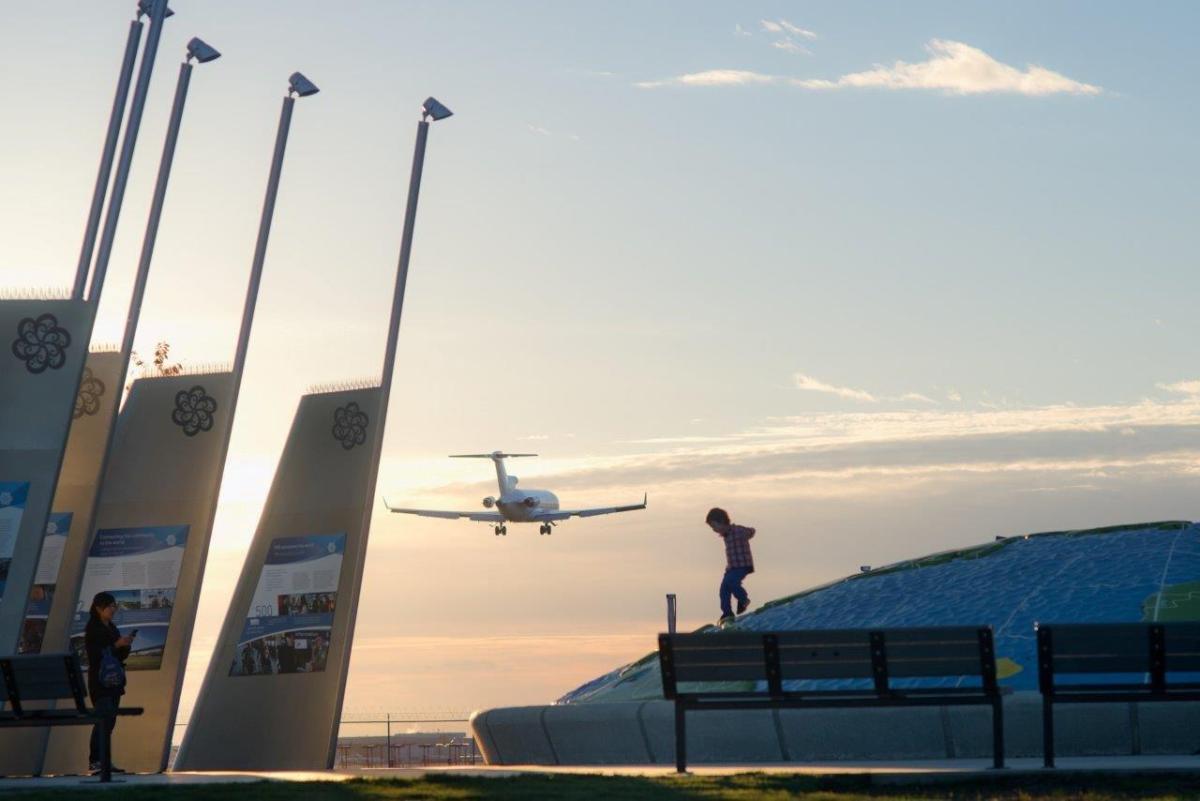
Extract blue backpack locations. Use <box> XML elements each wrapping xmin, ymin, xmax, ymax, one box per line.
<box><xmin>98</xmin><ymin>647</ymin><xmax>125</xmax><ymax>690</ymax></box>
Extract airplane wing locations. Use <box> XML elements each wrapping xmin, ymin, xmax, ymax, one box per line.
<box><xmin>535</xmin><ymin>495</ymin><xmax>647</xmax><ymax>522</ymax></box>
<box><xmin>383</xmin><ymin>500</ymin><xmax>504</xmax><ymax>523</ymax></box>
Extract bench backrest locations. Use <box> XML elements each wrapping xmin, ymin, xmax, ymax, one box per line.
<box><xmin>1037</xmin><ymin>622</ymin><xmax>1200</xmax><ymax>691</ymax></box>
<box><xmin>659</xmin><ymin>626</ymin><xmax>996</xmax><ymax>698</ymax></box>
<box><xmin>0</xmin><ymin>653</ymin><xmax>88</xmax><ymax>715</ymax></box>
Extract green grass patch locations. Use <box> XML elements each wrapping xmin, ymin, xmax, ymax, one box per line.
<box><xmin>9</xmin><ymin>773</ymin><xmax>1200</xmax><ymax>801</ymax></box>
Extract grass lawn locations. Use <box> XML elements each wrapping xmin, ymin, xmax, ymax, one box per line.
<box><xmin>9</xmin><ymin>773</ymin><xmax>1200</xmax><ymax>801</ymax></box>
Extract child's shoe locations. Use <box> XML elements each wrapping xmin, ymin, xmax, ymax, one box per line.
<box><xmin>718</xmin><ymin>614</ymin><xmax>736</xmax><ymax>628</ymax></box>
<box><xmin>737</xmin><ymin>596</ymin><xmax>751</xmax><ymax>615</ymax></box>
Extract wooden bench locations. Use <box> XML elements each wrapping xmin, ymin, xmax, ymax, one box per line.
<box><xmin>658</xmin><ymin>626</ymin><xmax>1004</xmax><ymax>772</ymax></box>
<box><xmin>1036</xmin><ymin>622</ymin><xmax>1200</xmax><ymax>767</ymax></box>
<box><xmin>0</xmin><ymin>653</ymin><xmax>143</xmax><ymax>782</ymax></box>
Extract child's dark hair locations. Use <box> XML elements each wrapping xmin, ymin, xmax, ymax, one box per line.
<box><xmin>706</xmin><ymin>507</ymin><xmax>730</xmax><ymax>526</ymax></box>
<box><xmin>89</xmin><ymin>591</ymin><xmax>116</xmax><ymax>621</ymax></box>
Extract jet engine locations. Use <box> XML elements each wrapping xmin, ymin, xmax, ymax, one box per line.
<box><xmin>482</xmin><ymin>497</ymin><xmax>496</xmax><ymax>508</ymax></box>
<box><xmin>523</xmin><ymin>497</ymin><xmax>539</xmax><ymax>508</ymax></box>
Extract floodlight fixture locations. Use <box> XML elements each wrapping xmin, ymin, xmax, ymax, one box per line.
<box><xmin>288</xmin><ymin>72</ymin><xmax>319</xmax><ymax>97</ymax></box>
<box><xmin>137</xmin><ymin>0</ymin><xmax>174</xmax><ymax>18</ymax></box>
<box><xmin>421</xmin><ymin>96</ymin><xmax>453</xmax><ymax>121</ymax></box>
<box><xmin>186</xmin><ymin>37</ymin><xmax>221</xmax><ymax>64</ymax></box>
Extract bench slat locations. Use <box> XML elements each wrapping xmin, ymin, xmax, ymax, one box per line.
<box><xmin>676</xmin><ymin>664</ymin><xmax>767</xmax><ymax>682</ymax></box>
<box><xmin>1164</xmin><ymin>626</ymin><xmax>1200</xmax><ymax>671</ymax></box>
<box><xmin>669</xmin><ymin>633</ymin><xmax>767</xmax><ymax>683</ymax></box>
<box><xmin>888</xmin><ymin>654</ymin><xmax>986</xmax><ymax>678</ymax></box>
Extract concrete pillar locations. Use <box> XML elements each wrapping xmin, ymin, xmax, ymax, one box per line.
<box><xmin>175</xmin><ymin>386</ymin><xmax>381</xmax><ymax>771</ymax></box>
<box><xmin>0</xmin><ymin>349</ymin><xmax>123</xmax><ymax>775</ymax></box>
<box><xmin>0</xmin><ymin>299</ymin><xmax>94</xmax><ymax>654</ymax></box>
<box><xmin>41</xmin><ymin>371</ymin><xmax>235</xmax><ymax>775</ymax></box>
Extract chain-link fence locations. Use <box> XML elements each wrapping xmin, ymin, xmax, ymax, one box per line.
<box><xmin>169</xmin><ymin>713</ymin><xmax>481</xmax><ymax>769</ymax></box>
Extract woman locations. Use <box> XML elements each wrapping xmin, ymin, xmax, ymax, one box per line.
<box><xmin>84</xmin><ymin>591</ymin><xmax>133</xmax><ymax>775</ymax></box>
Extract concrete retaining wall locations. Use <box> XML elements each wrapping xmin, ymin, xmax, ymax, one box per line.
<box><xmin>471</xmin><ymin>694</ymin><xmax>1200</xmax><ymax>765</ymax></box>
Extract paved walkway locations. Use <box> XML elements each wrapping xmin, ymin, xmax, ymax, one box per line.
<box><xmin>2</xmin><ymin>755</ymin><xmax>1199</xmax><ymax>792</ymax></box>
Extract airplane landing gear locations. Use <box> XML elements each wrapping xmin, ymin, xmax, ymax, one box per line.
<box><xmin>494</xmin><ymin>525</ymin><xmax>507</xmax><ymax>537</ymax></box>
<box><xmin>539</xmin><ymin>524</ymin><xmax>552</xmax><ymax>536</ymax></box>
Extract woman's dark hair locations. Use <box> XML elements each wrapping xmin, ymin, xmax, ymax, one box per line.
<box><xmin>706</xmin><ymin>507</ymin><xmax>730</xmax><ymax>526</ymax></box>
<box><xmin>89</xmin><ymin>591</ymin><xmax>117</xmax><ymax>621</ymax></box>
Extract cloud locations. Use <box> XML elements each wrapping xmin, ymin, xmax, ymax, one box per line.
<box><xmin>758</xmin><ymin>19</ymin><xmax>816</xmax><ymax>56</ymax></box>
<box><xmin>772</xmin><ymin>40</ymin><xmax>812</xmax><ymax>56</ymax></box>
<box><xmin>1158</xmin><ymin>380</ymin><xmax>1200</xmax><ymax>396</ymax></box>
<box><xmin>398</xmin><ymin>389</ymin><xmax>1200</xmax><ymax>505</ymax></box>
<box><xmin>793</xmin><ymin>373</ymin><xmax>939</xmax><ymax>405</ymax></box>
<box><xmin>734</xmin><ymin>24</ymin><xmax>751</xmax><ymax>38</ymax></box>
<box><xmin>795</xmin><ymin>39</ymin><xmax>1101</xmax><ymax>96</ymax></box>
<box><xmin>634</xmin><ymin>69</ymin><xmax>778</xmax><ymax>89</ymax></box>
<box><xmin>761</xmin><ymin>19</ymin><xmax>817</xmax><ymax>40</ymax></box>
<box><xmin>898</xmin><ymin>392</ymin><xmax>939</xmax><ymax>405</ymax></box>
<box><xmin>636</xmin><ymin>40</ymin><xmax>1101</xmax><ymax>97</ymax></box>
<box><xmin>794</xmin><ymin>372</ymin><xmax>877</xmax><ymax>402</ymax></box>
<box><xmin>947</xmin><ymin>389</ymin><xmax>963</xmax><ymax>402</ymax></box>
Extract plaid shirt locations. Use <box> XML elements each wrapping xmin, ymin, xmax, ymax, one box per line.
<box><xmin>721</xmin><ymin>524</ymin><xmax>756</xmax><ymax>572</ymax></box>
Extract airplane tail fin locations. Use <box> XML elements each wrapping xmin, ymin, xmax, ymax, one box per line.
<box><xmin>448</xmin><ymin>452</ymin><xmax>537</xmax><ymax>496</ymax></box>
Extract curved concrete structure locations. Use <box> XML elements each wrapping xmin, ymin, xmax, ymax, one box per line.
<box><xmin>471</xmin><ymin>695</ymin><xmax>1200</xmax><ymax>765</ymax></box>
<box><xmin>476</xmin><ymin>521</ymin><xmax>1200</xmax><ymax>764</ymax></box>
<box><xmin>563</xmin><ymin>522</ymin><xmax>1200</xmax><ymax>704</ymax></box>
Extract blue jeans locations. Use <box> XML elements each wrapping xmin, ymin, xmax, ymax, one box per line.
<box><xmin>719</xmin><ymin>567</ymin><xmax>751</xmax><ymax>617</ymax></box>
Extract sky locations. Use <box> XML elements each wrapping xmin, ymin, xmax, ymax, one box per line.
<box><xmin>2</xmin><ymin>1</ymin><xmax>1200</xmax><ymax>730</ymax></box>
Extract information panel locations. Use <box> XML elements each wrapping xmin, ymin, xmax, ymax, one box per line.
<box><xmin>0</xmin><ymin>481</ymin><xmax>30</xmax><ymax>603</ymax></box>
<box><xmin>17</xmin><ymin>511</ymin><xmax>71</xmax><ymax>654</ymax></box>
<box><xmin>229</xmin><ymin>533</ymin><xmax>344</xmax><ymax>677</ymax></box>
<box><xmin>70</xmin><ymin>525</ymin><xmax>189</xmax><ymax>670</ymax></box>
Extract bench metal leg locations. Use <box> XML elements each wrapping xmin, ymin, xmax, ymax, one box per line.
<box><xmin>1042</xmin><ymin>696</ymin><xmax>1055</xmax><ymax>768</ymax></box>
<box><xmin>991</xmin><ymin>697</ymin><xmax>1005</xmax><ymax>769</ymax></box>
<box><xmin>674</xmin><ymin>702</ymin><xmax>687</xmax><ymax>773</ymax></box>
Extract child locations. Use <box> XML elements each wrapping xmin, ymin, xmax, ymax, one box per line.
<box><xmin>706</xmin><ymin>507</ymin><xmax>755</xmax><ymax>625</ymax></box>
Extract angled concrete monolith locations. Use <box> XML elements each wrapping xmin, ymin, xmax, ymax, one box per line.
<box><xmin>175</xmin><ymin>385</ymin><xmax>382</xmax><ymax>770</ymax></box>
<box><xmin>41</xmin><ymin>371</ymin><xmax>235</xmax><ymax>775</ymax></box>
<box><xmin>0</xmin><ymin>300</ymin><xmax>94</xmax><ymax>654</ymax></box>
<box><xmin>0</xmin><ymin>348</ymin><xmax>123</xmax><ymax>775</ymax></box>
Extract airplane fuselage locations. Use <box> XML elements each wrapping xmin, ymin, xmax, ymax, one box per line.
<box><xmin>491</xmin><ymin>488</ymin><xmax>560</xmax><ymax>523</ymax></box>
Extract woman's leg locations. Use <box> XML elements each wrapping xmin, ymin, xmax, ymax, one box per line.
<box><xmin>89</xmin><ymin>696</ymin><xmax>118</xmax><ymax>767</ymax></box>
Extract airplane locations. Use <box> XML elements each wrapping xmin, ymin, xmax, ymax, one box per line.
<box><xmin>384</xmin><ymin>451</ymin><xmax>647</xmax><ymax>536</ymax></box>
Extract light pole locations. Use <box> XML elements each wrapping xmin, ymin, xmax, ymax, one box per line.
<box><xmin>71</xmin><ymin>8</ymin><xmax>145</xmax><ymax>299</ymax></box>
<box><xmin>84</xmin><ymin>0</ymin><xmax>172</xmax><ymax>305</ymax></box>
<box><xmin>375</xmin><ymin>97</ymin><xmax>453</xmax><ymax>428</ymax></box>
<box><xmin>333</xmin><ymin>96</ymin><xmax>453</xmax><ymax>746</ymax></box>
<box><xmin>117</xmin><ymin>37</ymin><xmax>221</xmax><ymax>368</ymax></box>
<box><xmin>229</xmin><ymin>71</ymin><xmax>320</xmax><ymax>385</ymax></box>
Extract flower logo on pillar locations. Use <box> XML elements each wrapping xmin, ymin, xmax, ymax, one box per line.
<box><xmin>172</xmin><ymin>385</ymin><xmax>218</xmax><ymax>436</ymax></box>
<box><xmin>73</xmin><ymin>367</ymin><xmax>107</xmax><ymax>419</ymax></box>
<box><xmin>332</xmin><ymin>402</ymin><xmax>369</xmax><ymax>450</ymax></box>
<box><xmin>11</xmin><ymin>314</ymin><xmax>72</xmax><ymax>374</ymax></box>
